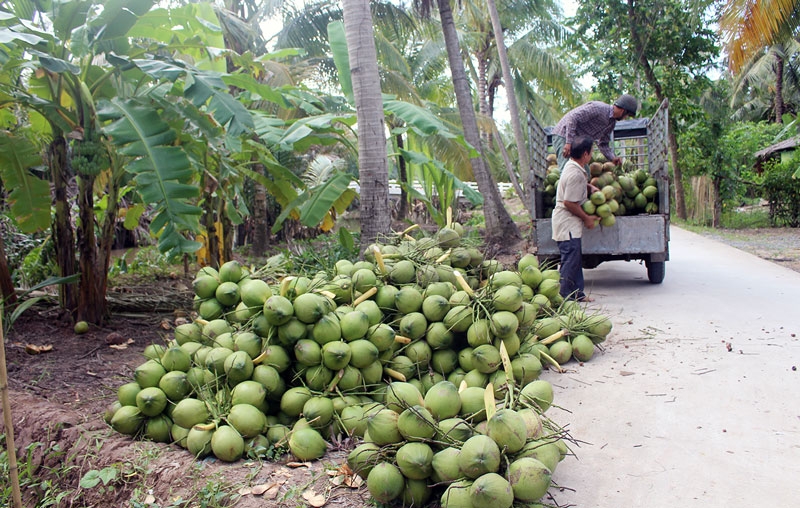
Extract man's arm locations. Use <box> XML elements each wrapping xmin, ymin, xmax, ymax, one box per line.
<box><xmin>563</xmin><ymin>200</ymin><xmax>599</xmax><ymax>229</ymax></box>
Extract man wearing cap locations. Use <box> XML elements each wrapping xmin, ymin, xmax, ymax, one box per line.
<box><xmin>552</xmin><ymin>94</ymin><xmax>639</xmax><ymax>171</ymax></box>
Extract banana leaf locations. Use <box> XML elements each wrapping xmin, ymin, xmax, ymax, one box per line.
<box><xmin>0</xmin><ymin>133</ymin><xmax>50</xmax><ymax>233</ymax></box>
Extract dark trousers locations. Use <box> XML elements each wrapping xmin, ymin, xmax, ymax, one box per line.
<box><xmin>557</xmin><ymin>236</ymin><xmax>586</xmax><ymax>300</ymax></box>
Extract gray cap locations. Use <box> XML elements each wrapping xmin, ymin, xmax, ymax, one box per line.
<box><xmin>614</xmin><ymin>94</ymin><xmax>638</xmax><ymax>116</ymax></box>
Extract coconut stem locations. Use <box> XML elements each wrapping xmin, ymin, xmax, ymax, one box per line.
<box><xmin>352</xmin><ymin>287</ymin><xmax>377</xmax><ymax>306</ymax></box>
<box><xmin>540</xmin><ymin>329</ymin><xmax>569</xmax><ymax>346</ymax></box>
<box><xmin>538</xmin><ymin>350</ymin><xmax>564</xmax><ymax>373</ymax></box>
<box><xmin>383</xmin><ymin>367</ymin><xmax>407</xmax><ymax>382</ymax></box>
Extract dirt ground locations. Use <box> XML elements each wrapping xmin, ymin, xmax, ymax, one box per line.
<box><xmin>1</xmin><ymin>226</ymin><xmax>798</xmax><ymax>507</ymax></box>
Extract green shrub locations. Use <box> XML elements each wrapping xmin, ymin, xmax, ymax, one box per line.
<box><xmin>761</xmin><ymin>158</ymin><xmax>800</xmax><ymax>227</ymax></box>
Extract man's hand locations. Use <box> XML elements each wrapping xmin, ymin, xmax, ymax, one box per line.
<box><xmin>611</xmin><ymin>157</ymin><xmax>622</xmax><ymax>166</ymax></box>
<box><xmin>584</xmin><ymin>215</ymin><xmax>600</xmax><ymax>229</ymax></box>
<box><xmin>562</xmin><ymin>143</ymin><xmax>571</xmax><ymax>158</ymax></box>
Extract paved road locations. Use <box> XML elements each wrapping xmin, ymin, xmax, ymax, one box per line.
<box><xmin>545</xmin><ymin>225</ymin><xmax>800</xmax><ymax>507</ymax></box>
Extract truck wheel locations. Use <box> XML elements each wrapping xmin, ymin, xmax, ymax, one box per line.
<box><xmin>646</xmin><ymin>261</ymin><xmax>665</xmax><ymax>284</ymax></box>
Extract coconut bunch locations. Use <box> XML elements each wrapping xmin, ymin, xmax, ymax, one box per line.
<box><xmin>527</xmin><ymin>302</ymin><xmax>614</xmax><ymax>368</ymax></box>
<box><xmin>343</xmin><ymin>379</ymin><xmax>568</xmax><ymax>507</ymax></box>
<box><xmin>104</xmin><ymin>222</ymin><xmax>613</xmax><ymax>482</ymax></box>
<box><xmin>541</xmin><ymin>153</ymin><xmax>660</xmax><ymax>219</ymax></box>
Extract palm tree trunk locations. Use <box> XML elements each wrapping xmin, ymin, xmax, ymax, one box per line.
<box><xmin>342</xmin><ymin>0</ymin><xmax>391</xmax><ymax>248</ymax></box>
<box><xmin>396</xmin><ymin>133</ymin><xmax>409</xmax><ymax>220</ymax></box>
<box><xmin>49</xmin><ymin>136</ymin><xmax>78</xmax><ymax>315</ymax></box>
<box><xmin>437</xmin><ymin>0</ymin><xmax>519</xmax><ymax>244</ymax></box>
<box><xmin>486</xmin><ymin>0</ymin><xmax>532</xmax><ymax>219</ymax></box>
<box><xmin>775</xmin><ymin>52</ymin><xmax>784</xmax><ymax>123</ymax></box>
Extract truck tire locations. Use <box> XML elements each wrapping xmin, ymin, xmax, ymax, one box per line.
<box><xmin>646</xmin><ymin>261</ymin><xmax>665</xmax><ymax>284</ymax></box>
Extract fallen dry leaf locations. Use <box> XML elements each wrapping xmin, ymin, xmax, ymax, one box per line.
<box><xmin>302</xmin><ymin>490</ymin><xmax>326</xmax><ymax>507</ymax></box>
<box><xmin>143</xmin><ymin>494</ymin><xmax>156</xmax><ymax>504</ymax></box>
<box><xmin>286</xmin><ymin>461</ymin><xmax>312</xmax><ymax>468</ymax></box>
<box><xmin>251</xmin><ymin>482</ymin><xmax>279</xmax><ymax>496</ymax></box>
<box><xmin>238</xmin><ymin>487</ymin><xmax>252</xmax><ymax>496</ymax></box>
<box><xmin>109</xmin><ymin>339</ymin><xmax>134</xmax><ymax>350</ymax></box>
<box><xmin>25</xmin><ymin>344</ymin><xmax>53</xmax><ymax>355</ymax></box>
<box><xmin>160</xmin><ymin>318</ymin><xmax>172</xmax><ymax>330</ymax></box>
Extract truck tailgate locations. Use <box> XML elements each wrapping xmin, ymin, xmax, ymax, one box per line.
<box><xmin>533</xmin><ymin>215</ymin><xmax>668</xmax><ymax>256</ymax></box>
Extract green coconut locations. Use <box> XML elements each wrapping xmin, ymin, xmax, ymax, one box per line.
<box><xmin>321</xmin><ymin>340</ymin><xmax>351</xmax><ymax>370</ymax></box>
<box><xmin>187</xmin><ymin>427</ymin><xmax>214</xmax><ymax>458</ymax></box>
<box><xmin>486</xmin><ymin>409</ymin><xmax>527</xmax><ymax>453</ymax></box>
<box><xmin>214</xmin><ymin>281</ymin><xmax>240</xmax><ymax>307</ymax></box>
<box><xmin>520</xmin><ymin>380</ymin><xmax>554</xmax><ymax>413</ymax></box>
<box><xmin>340</xmin><ymin>310</ymin><xmax>370</xmax><ymax>341</ymax></box>
<box><xmin>470</xmin><ymin>472</ymin><xmax>514</xmax><ymax>508</ymax></box>
<box><xmin>511</xmin><ymin>354</ymin><xmax>543</xmax><ymax>386</ymax></box>
<box><xmin>401</xmin><ymin>478</ymin><xmax>431</xmax><ymax>507</ymax></box>
<box><xmin>374</xmin><ymin>285</ymin><xmax>399</xmax><ymax>311</ymax></box>
<box><xmin>397</xmin><ymin>405</ymin><xmax>436</xmax><ymax>441</ymax></box>
<box><xmin>352</xmin><ymin>300</ymin><xmax>380</xmax><ymax>328</ymax></box>
<box><xmin>416</xmin><ymin>264</ymin><xmax>440</xmax><ymax>287</ymax></box>
<box><xmin>399</xmin><ymin>312</ymin><xmax>428</xmax><ymax>341</ymax></box>
<box><xmin>336</xmin><ymin>364</ymin><xmax>363</xmax><ymax>391</ymax></box>
<box><xmin>292</xmin><ymin>293</ymin><xmax>328</xmax><ymax>324</ymax></box>
<box><xmin>431</xmin><ymin>447</ymin><xmax>462</xmax><ymax>483</ymax></box>
<box><xmin>111</xmin><ymin>405</ymin><xmax>144</xmax><ymax>436</ymax></box>
<box><xmin>459</xmin><ymin>435</ymin><xmax>501</xmax><ymax>479</ymax></box>
<box><xmin>293</xmin><ymin>339</ymin><xmax>321</xmax><ymax>366</ymax></box>
<box><xmin>423</xmin><ymin>381</ymin><xmax>461</xmax><ymax>420</ymax></box>
<box><xmin>312</xmin><ymin>312</ymin><xmax>342</xmax><ymax>345</ymax></box>
<box><xmin>443</xmin><ymin>305</ymin><xmax>474</xmax><ymax>333</ymax></box>
<box><xmin>367</xmin><ymin>323</ymin><xmax>395</xmax><ymax>352</ymax></box>
<box><xmin>232</xmin><ymin>331</ymin><xmax>262</xmax><ymax>359</ymax></box>
<box><xmin>280</xmin><ymin>386</ymin><xmax>313</xmax><ymax>417</ymax></box>
<box><xmin>367</xmin><ymin>462</ymin><xmax>405</xmax><ymax>504</ymax></box>
<box><xmin>517</xmin><ymin>407</ymin><xmax>544</xmax><ymax>439</ymax></box>
<box><xmin>389</xmin><ymin>260</ymin><xmax>417</xmax><ymax>285</ymax></box>
<box><xmin>230</xmin><ymin>380</ymin><xmax>267</xmax><ymax>408</ymax></box>
<box><xmin>395</xmin><ymin>285</ymin><xmax>423</xmax><ymax>314</ymax></box>
<box><xmin>288</xmin><ymin>427</ymin><xmax>327</xmax><ymax>461</ymax></box>
<box><xmin>134</xmin><ymin>359</ymin><xmax>166</xmax><ymax>388</ymax></box>
<box><xmin>536</xmin><ymin>279</ymin><xmax>560</xmax><ymax>301</ymax></box>
<box><xmin>515</xmin><ymin>302</ymin><xmax>538</xmax><ymax>328</ymax></box>
<box><xmin>224</xmin><ymin>350</ymin><xmax>254</xmax><ymax>385</ymax></box>
<box><xmin>360</xmin><ymin>360</ymin><xmax>384</xmax><ymax>386</ymax></box>
<box><xmin>347</xmin><ymin>339</ymin><xmax>379</xmax><ymax>369</ymax></box>
<box><xmin>212</xmin><ymin>332</ymin><xmax>235</xmax><ymax>350</ymax></box>
<box><xmin>277</xmin><ymin>317</ymin><xmax>307</xmax><ymax>345</ymax></box>
<box><xmin>367</xmin><ymin>408</ymin><xmax>403</xmax><ymax>445</ymax></box>
<box><xmin>198</xmin><ymin>298</ymin><xmax>224</xmax><ymax>320</ymax></box>
<box><xmin>404</xmin><ymin>339</ymin><xmax>432</xmax><ymax>366</ymax></box>
<box><xmin>440</xmin><ymin>480</ymin><xmax>474</xmax><ymax>508</ymax></box>
<box><xmin>171</xmin><ymin>398</ymin><xmax>210</xmax><ymax>429</ymax></box>
<box><xmin>143</xmin><ymin>343</ymin><xmax>166</xmax><ymax>360</ymax></box>
<box><xmin>251</xmin><ymin>365</ymin><xmax>285</xmax><ymax>401</ymax></box>
<box><xmin>396</xmin><ymin>442</ymin><xmax>434</xmax><ymax>480</ymax></box>
<box><xmin>201</xmin><ymin>319</ymin><xmax>233</xmax><ymax>344</ymax></box>
<box><xmin>104</xmin><ymin>401</ymin><xmax>122</xmax><ymax>425</ymax></box>
<box><xmin>463</xmin><ymin>369</ymin><xmax>488</xmax><ymax>388</ymax></box>
<box><xmin>459</xmin><ymin>385</ymin><xmax>491</xmax><ymax>422</ymax></box>
<box><xmin>211</xmin><ymin>425</ymin><xmax>244</xmax><ymax>462</ymax></box>
<box><xmin>430</xmin><ymin>347</ymin><xmax>458</xmax><ymax>373</ymax></box>
<box><xmin>388</xmin><ymin>355</ymin><xmax>416</xmax><ymax>381</ymax></box>
<box><xmin>516</xmin><ymin>440</ymin><xmax>561</xmax><ymax>473</ymax></box>
<box><xmin>385</xmin><ymin>382</ymin><xmax>424</xmax><ymax>413</ymax></box>
<box><xmin>193</xmin><ymin>275</ymin><xmax>219</xmax><ymax>300</ymax></box>
<box><xmin>347</xmin><ymin>442</ymin><xmax>382</xmax><ymax>479</ymax></box>
<box><xmin>266</xmin><ymin>425</ymin><xmax>290</xmax><ymax>446</ymax></box>
<box><xmin>136</xmin><ymin>387</ymin><xmax>168</xmax><ymax>417</ymax></box>
<box><xmin>508</xmin><ymin>457</ymin><xmax>552</xmax><ymax>502</ymax></box>
<box><xmin>437</xmin><ymin>417</ymin><xmax>473</xmax><ymax>443</ymax></box>
<box><xmin>471</xmin><ymin>344</ymin><xmax>502</xmax><ymax>374</ymax></box>
<box><xmin>303</xmin><ymin>365</ymin><xmax>333</xmax><ymax>392</ymax></box>
<box><xmin>490</xmin><ymin>311</ymin><xmax>519</xmax><ymax>339</ymax></box>
<box><xmin>238</xmin><ymin>278</ymin><xmax>271</xmax><ymax>309</ymax></box>
<box><xmin>436</xmin><ymin>227</ymin><xmax>461</xmax><ymax>248</ymax></box>
<box><xmin>228</xmin><ymin>403</ymin><xmax>267</xmax><ymax>438</ymax></box>
<box><xmin>218</xmin><ymin>260</ymin><xmax>243</xmax><ymax>283</ymax></box>
<box><xmin>171</xmin><ymin>423</ymin><xmax>190</xmax><ymax>448</ymax></box>
<box><xmin>204</xmin><ymin>347</ymin><xmax>233</xmax><ymax>375</ymax></box>
<box><xmin>179</xmin><ymin>341</ymin><xmax>203</xmax><ymax>359</ymax></box>
<box><xmin>492</xmin><ymin>285</ymin><xmax>523</xmax><ymax>312</ymax></box>
<box><xmin>339</xmin><ymin>405</ymin><xmax>367</xmax><ymax>437</ymax></box>
<box><xmin>263</xmin><ymin>295</ymin><xmax>294</xmax><ymax>326</ymax></box>
<box><xmin>571</xmin><ymin>333</ymin><xmax>595</xmax><ymax>362</ymax></box>
<box><xmin>303</xmin><ymin>396</ymin><xmax>335</xmax><ymax>429</ymax></box>
<box><xmin>489</xmin><ymin>270</ymin><xmax>523</xmax><ymax>290</ymax></box>
<box><xmin>118</xmin><ymin>382</ymin><xmax>142</xmax><ymax>406</ymax></box>
<box><xmin>467</xmin><ymin>319</ymin><xmax>493</xmax><ymax>348</ymax></box>
<box><xmin>174</xmin><ymin>322</ymin><xmax>202</xmax><ymax>346</ymax></box>
<box><xmin>548</xmin><ymin>340</ymin><xmax>572</xmax><ymax>365</ymax></box>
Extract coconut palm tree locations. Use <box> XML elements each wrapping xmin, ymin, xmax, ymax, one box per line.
<box><xmin>341</xmin><ymin>0</ymin><xmax>392</xmax><ymax>247</ymax></box>
<box><xmin>729</xmin><ymin>41</ymin><xmax>800</xmax><ymax>123</ymax></box>
<box><xmin>720</xmin><ymin>0</ymin><xmax>800</xmax><ymax>72</ymax></box>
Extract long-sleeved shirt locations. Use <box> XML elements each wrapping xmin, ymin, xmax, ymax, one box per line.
<box><xmin>553</xmin><ymin>101</ymin><xmax>617</xmax><ymax>161</ymax></box>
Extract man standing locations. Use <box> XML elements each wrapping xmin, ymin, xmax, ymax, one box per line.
<box><xmin>552</xmin><ymin>94</ymin><xmax>639</xmax><ymax>170</ymax></box>
<box><xmin>552</xmin><ymin>136</ymin><xmax>600</xmax><ymax>302</ymax></box>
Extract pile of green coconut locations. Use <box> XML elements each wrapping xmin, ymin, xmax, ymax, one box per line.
<box><xmin>105</xmin><ymin>222</ymin><xmax>613</xmax><ymax>507</ymax></box>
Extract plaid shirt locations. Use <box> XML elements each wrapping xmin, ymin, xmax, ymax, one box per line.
<box><xmin>553</xmin><ymin>101</ymin><xmax>617</xmax><ymax>161</ymax></box>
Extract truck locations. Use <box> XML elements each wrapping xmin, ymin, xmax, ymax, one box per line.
<box><xmin>528</xmin><ymin>99</ymin><xmax>671</xmax><ymax>283</ymax></box>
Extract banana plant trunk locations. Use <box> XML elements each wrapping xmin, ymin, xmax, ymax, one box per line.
<box><xmin>437</xmin><ymin>0</ymin><xmax>520</xmax><ymax>244</ymax></box>
<box><xmin>49</xmin><ymin>136</ymin><xmax>78</xmax><ymax>315</ymax></box>
<box><xmin>0</xmin><ymin>236</ymin><xmax>16</xmax><ymax>307</ymax></box>
<box><xmin>76</xmin><ymin>173</ymin><xmax>107</xmax><ymax>324</ymax></box>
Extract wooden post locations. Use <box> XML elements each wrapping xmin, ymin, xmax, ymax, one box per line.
<box><xmin>0</xmin><ymin>306</ymin><xmax>24</xmax><ymax>508</ymax></box>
